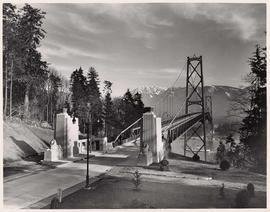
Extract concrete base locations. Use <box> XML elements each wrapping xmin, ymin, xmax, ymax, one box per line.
<box><xmin>137</xmin><ymin>153</ymin><xmax>152</xmax><ymax>166</ymax></box>
<box><xmin>44</xmin><ymin>140</ymin><xmax>63</xmax><ymax>162</ymax></box>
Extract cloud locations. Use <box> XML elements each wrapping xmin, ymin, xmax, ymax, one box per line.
<box><xmin>32</xmin><ymin>3</ymin><xmax>265</xmax><ymax>96</ymax></box>
<box><xmin>170</xmin><ymin>3</ymin><xmax>266</xmax><ymax>41</ymax></box>
<box><xmin>161</xmin><ymin>68</ymin><xmax>179</xmax><ymax>74</ymax></box>
<box><xmin>71</xmin><ymin>4</ymin><xmax>174</xmax><ymax>49</ymax></box>
<box><xmin>67</xmin><ymin>12</ymin><xmax>111</xmax><ymax>34</ymax></box>
<box><xmin>154</xmin><ymin>19</ymin><xmax>174</xmax><ymax>27</ymax></box>
<box><xmin>38</xmin><ymin>40</ymin><xmax>111</xmax><ymax>61</ymax></box>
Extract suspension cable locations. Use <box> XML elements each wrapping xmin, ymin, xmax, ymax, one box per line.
<box><xmin>112</xmin><ymin>117</ymin><xmax>142</xmax><ymax>145</ymax></box>
<box><xmin>164</xmin><ymin>59</ymin><xmax>203</xmax><ymax>132</ymax></box>
<box><xmin>163</xmin><ymin>95</ymin><xmax>188</xmax><ymax>132</ymax></box>
<box><xmin>154</xmin><ymin>61</ymin><xmax>187</xmax><ymax>111</ymax></box>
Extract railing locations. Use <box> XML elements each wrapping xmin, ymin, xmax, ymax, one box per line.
<box><xmin>112</xmin><ymin>117</ymin><xmax>142</xmax><ymax>146</ymax></box>
<box><xmin>161</xmin><ymin>112</ymin><xmax>200</xmax><ymax>127</ymax></box>
<box><xmin>111</xmin><ymin>110</ymin><xmax>212</xmax><ymax>147</ymax></box>
<box><xmin>161</xmin><ymin>111</ymin><xmax>212</xmax><ymax>143</ymax></box>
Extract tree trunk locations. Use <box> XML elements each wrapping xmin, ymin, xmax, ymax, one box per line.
<box><xmin>50</xmin><ymin>100</ymin><xmax>53</xmax><ymax>125</ymax></box>
<box><xmin>4</xmin><ymin>55</ymin><xmax>8</xmax><ymax>119</ymax></box>
<box><xmin>47</xmin><ymin>84</ymin><xmax>50</xmax><ymax>123</ymax></box>
<box><xmin>47</xmin><ymin>104</ymin><xmax>49</xmax><ymax>122</ymax></box>
<box><xmin>24</xmin><ymin>84</ymin><xmax>30</xmax><ymax>119</ymax></box>
<box><xmin>9</xmin><ymin>56</ymin><xmax>13</xmax><ymax>118</ymax></box>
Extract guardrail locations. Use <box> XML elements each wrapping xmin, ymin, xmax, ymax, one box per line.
<box><xmin>112</xmin><ymin>117</ymin><xmax>142</xmax><ymax>146</ymax></box>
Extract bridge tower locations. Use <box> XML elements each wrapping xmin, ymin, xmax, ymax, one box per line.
<box><xmin>184</xmin><ymin>55</ymin><xmax>207</xmax><ymax>161</ymax></box>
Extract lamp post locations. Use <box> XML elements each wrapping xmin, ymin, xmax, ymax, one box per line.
<box><xmin>85</xmin><ymin>103</ymin><xmax>91</xmax><ymax>188</ymax></box>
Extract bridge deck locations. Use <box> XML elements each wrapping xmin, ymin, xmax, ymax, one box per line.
<box><xmin>162</xmin><ymin>113</ymin><xmax>199</xmax><ymax>129</ymax></box>
<box><xmin>161</xmin><ymin>112</ymin><xmax>211</xmax><ymax>140</ymax></box>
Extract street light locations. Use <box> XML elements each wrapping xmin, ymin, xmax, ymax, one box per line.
<box><xmin>85</xmin><ymin>102</ymin><xmax>92</xmax><ymax>188</ymax></box>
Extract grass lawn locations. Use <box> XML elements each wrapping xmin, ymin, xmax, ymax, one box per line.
<box><xmin>57</xmin><ymin>174</ymin><xmax>266</xmax><ymax>209</ymax></box>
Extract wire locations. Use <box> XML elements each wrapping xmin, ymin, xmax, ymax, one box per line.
<box><xmin>154</xmin><ymin>61</ymin><xmax>187</xmax><ymax>111</ymax></box>
<box><xmin>164</xmin><ymin>59</ymin><xmax>203</xmax><ymax>132</ymax></box>
<box><xmin>163</xmin><ymin>94</ymin><xmax>189</xmax><ymax>132</ymax></box>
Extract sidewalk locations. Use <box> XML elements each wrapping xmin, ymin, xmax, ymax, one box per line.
<box><xmin>4</xmin><ymin>140</ymin><xmax>139</xmax><ymax>209</ymax></box>
<box><xmin>4</xmin><ymin>159</ymin><xmax>112</xmax><ymax>209</ymax></box>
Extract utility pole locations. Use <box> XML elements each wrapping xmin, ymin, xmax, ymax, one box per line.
<box><xmin>85</xmin><ymin>103</ymin><xmax>92</xmax><ymax>188</ymax></box>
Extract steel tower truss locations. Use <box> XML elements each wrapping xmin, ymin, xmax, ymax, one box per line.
<box><xmin>184</xmin><ymin>55</ymin><xmax>207</xmax><ymax>161</ymax></box>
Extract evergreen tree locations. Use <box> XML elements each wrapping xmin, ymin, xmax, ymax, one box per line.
<box><xmin>16</xmin><ymin>4</ymin><xmax>48</xmax><ymax>119</ymax></box>
<box><xmin>87</xmin><ymin>67</ymin><xmax>100</xmax><ymax>99</ymax></box>
<box><xmin>225</xmin><ymin>134</ymin><xmax>235</xmax><ymax>144</ymax></box>
<box><xmin>112</xmin><ymin>97</ymin><xmax>126</xmax><ymax>133</ymax></box>
<box><xmin>3</xmin><ymin>3</ymin><xmax>17</xmax><ymax>118</ymax></box>
<box><xmin>70</xmin><ymin>67</ymin><xmax>87</xmax><ymax>132</ymax></box>
<box><xmin>123</xmin><ymin>89</ymin><xmax>134</xmax><ymax>104</ymax></box>
<box><xmin>46</xmin><ymin>68</ymin><xmax>62</xmax><ymax>124</ymax></box>
<box><xmin>3</xmin><ymin>4</ymin><xmax>71</xmax><ymax>123</ymax></box>
<box><xmin>103</xmin><ymin>81</ymin><xmax>114</xmax><ymax>138</ymax></box>
<box><xmin>116</xmin><ymin>89</ymin><xmax>145</xmax><ymax>139</ymax></box>
<box><xmin>70</xmin><ymin>67</ymin><xmax>86</xmax><ymax>109</ymax></box>
<box><xmin>239</xmin><ymin>45</ymin><xmax>266</xmax><ymax>172</ymax></box>
<box><xmin>86</xmin><ymin>67</ymin><xmax>103</xmax><ymax>135</ymax></box>
<box><xmin>3</xmin><ymin>3</ymin><xmax>24</xmax><ymax>118</ymax></box>
<box><xmin>133</xmin><ymin>92</ymin><xmax>144</xmax><ymax>120</ymax></box>
<box><xmin>121</xmin><ymin>89</ymin><xmax>136</xmax><ymax>128</ymax></box>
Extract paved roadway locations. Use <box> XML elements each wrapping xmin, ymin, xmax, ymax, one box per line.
<box><xmin>4</xmin><ymin>140</ymin><xmax>140</xmax><ymax>209</ymax></box>
<box><xmin>162</xmin><ymin>113</ymin><xmax>201</xmax><ymax>131</ymax></box>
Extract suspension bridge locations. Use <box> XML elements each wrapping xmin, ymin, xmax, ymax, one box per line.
<box><xmin>113</xmin><ymin>55</ymin><xmax>213</xmax><ymax>164</ymax></box>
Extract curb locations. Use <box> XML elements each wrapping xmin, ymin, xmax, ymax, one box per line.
<box><xmin>25</xmin><ymin>174</ymin><xmax>105</xmax><ymax>209</ymax></box>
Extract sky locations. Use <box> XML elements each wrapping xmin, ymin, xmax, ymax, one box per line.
<box><xmin>32</xmin><ymin>3</ymin><xmax>266</xmax><ymax>96</ymax></box>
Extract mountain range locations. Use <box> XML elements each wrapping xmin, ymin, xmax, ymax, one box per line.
<box><xmin>132</xmin><ymin>85</ymin><xmax>248</xmax><ymax>123</ymax></box>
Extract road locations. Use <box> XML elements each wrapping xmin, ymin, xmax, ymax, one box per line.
<box><xmin>3</xmin><ymin>140</ymin><xmax>139</xmax><ymax>209</ymax></box>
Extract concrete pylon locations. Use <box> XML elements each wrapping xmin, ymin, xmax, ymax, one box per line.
<box><xmin>138</xmin><ymin>108</ymin><xmax>164</xmax><ymax>166</ymax></box>
<box><xmin>55</xmin><ymin>108</ymin><xmax>79</xmax><ymax>158</ymax></box>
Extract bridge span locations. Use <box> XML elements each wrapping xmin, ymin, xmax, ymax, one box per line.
<box><xmin>113</xmin><ymin>55</ymin><xmax>213</xmax><ymax>165</ymax></box>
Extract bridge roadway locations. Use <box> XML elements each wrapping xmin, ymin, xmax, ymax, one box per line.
<box><xmin>162</xmin><ymin>113</ymin><xmax>200</xmax><ymax>128</ymax></box>
<box><xmin>113</xmin><ymin>111</ymin><xmax>210</xmax><ymax>146</ymax></box>
<box><xmin>161</xmin><ymin>112</ymin><xmax>211</xmax><ymax>142</ymax></box>
<box><xmin>162</xmin><ymin>112</ymin><xmax>204</xmax><ymax>131</ymax></box>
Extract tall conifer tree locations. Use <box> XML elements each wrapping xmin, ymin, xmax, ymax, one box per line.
<box><xmin>239</xmin><ymin>45</ymin><xmax>266</xmax><ymax>172</ymax></box>
<box><xmin>86</xmin><ymin>67</ymin><xmax>103</xmax><ymax>135</ymax></box>
<box><xmin>103</xmin><ymin>81</ymin><xmax>114</xmax><ymax>138</ymax></box>
<box><xmin>70</xmin><ymin>67</ymin><xmax>87</xmax><ymax>132</ymax></box>
<box><xmin>17</xmin><ymin>4</ymin><xmax>48</xmax><ymax>118</ymax></box>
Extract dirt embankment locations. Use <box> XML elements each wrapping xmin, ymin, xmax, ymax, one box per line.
<box><xmin>3</xmin><ymin>121</ymin><xmax>54</xmax><ymax>164</ymax></box>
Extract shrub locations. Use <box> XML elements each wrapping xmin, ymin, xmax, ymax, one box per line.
<box><xmin>50</xmin><ymin>197</ymin><xmax>60</xmax><ymax>209</ymax></box>
<box><xmin>247</xmin><ymin>183</ymin><xmax>255</xmax><ymax>197</ymax></box>
<box><xmin>133</xmin><ymin>170</ymin><xmax>141</xmax><ymax>190</ymax></box>
<box><xmin>160</xmin><ymin>159</ymin><xmax>169</xmax><ymax>166</ymax></box>
<box><xmin>192</xmin><ymin>154</ymin><xmax>200</xmax><ymax>161</ymax></box>
<box><xmin>220</xmin><ymin>160</ymin><xmax>230</xmax><ymax>170</ymax></box>
<box><xmin>235</xmin><ymin>190</ymin><xmax>250</xmax><ymax>208</ymax></box>
<box><xmin>159</xmin><ymin>159</ymin><xmax>169</xmax><ymax>171</ymax></box>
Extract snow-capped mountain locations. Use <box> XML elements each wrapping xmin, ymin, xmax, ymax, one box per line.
<box><xmin>131</xmin><ymin>86</ymin><xmax>166</xmax><ymax>98</ymax></box>
<box><xmin>132</xmin><ymin>85</ymin><xmax>249</xmax><ymax>123</ymax></box>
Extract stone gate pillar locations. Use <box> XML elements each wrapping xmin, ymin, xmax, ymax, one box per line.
<box><xmin>55</xmin><ymin>108</ymin><xmax>79</xmax><ymax>158</ymax></box>
<box><xmin>138</xmin><ymin>107</ymin><xmax>164</xmax><ymax>166</ymax></box>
